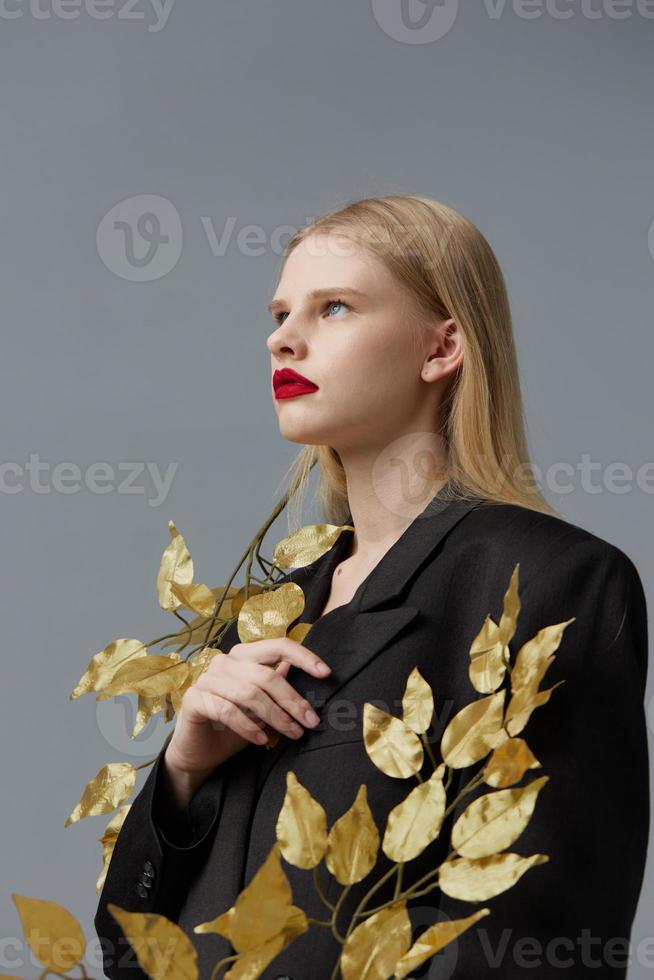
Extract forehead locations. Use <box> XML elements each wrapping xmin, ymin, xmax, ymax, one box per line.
<box><xmin>273</xmin><ymin>233</ymin><xmax>391</xmax><ymax>297</ymax></box>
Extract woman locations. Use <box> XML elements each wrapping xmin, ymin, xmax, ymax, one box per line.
<box><xmin>95</xmin><ymin>196</ymin><xmax>649</xmax><ymax>979</ymax></box>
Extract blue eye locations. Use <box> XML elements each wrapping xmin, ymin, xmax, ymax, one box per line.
<box><xmin>272</xmin><ymin>298</ymin><xmax>351</xmax><ymax>325</ymax></box>
<box><xmin>324</xmin><ymin>298</ymin><xmax>350</xmax><ymax>318</ymax></box>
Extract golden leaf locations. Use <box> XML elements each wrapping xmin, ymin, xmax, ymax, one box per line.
<box><xmin>393</xmin><ymin>907</ymin><xmax>491</xmax><ymax>978</ymax></box>
<box><xmin>503</xmin><ymin>617</ymin><xmax>572</xmax><ymax>734</ymax></box>
<box><xmin>132</xmin><ymin>694</ymin><xmax>168</xmax><ymax>737</ymax></box>
<box><xmin>439</xmin><ymin>851</ymin><xmax>549</xmax><ymax>901</ymax></box>
<box><xmin>451</xmin><ymin>776</ymin><xmax>549</xmax><ymax>859</ymax></box>
<box><xmin>382</xmin><ymin>764</ymin><xmax>446</xmax><ymax>863</ymax></box>
<box><xmin>168</xmin><ymin>581</ymin><xmax>217</xmax><ymax>618</ymax></box>
<box><xmin>96</xmin><ymin>655</ymin><xmax>191</xmax><ymax>701</ymax></box>
<box><xmin>169</xmin><ymin>688</ymin><xmax>185</xmax><ymax>716</ymax></box>
<box><xmin>287</xmin><ymin>621</ymin><xmax>313</xmax><ymax>643</ymax></box>
<box><xmin>401</xmin><ymin>667</ymin><xmax>434</xmax><ymax>734</ymax></box>
<box><xmin>363</xmin><ymin>703</ymin><xmax>424</xmax><ymax>779</ymax></box>
<box><xmin>468</xmin><ymin>615</ymin><xmax>505</xmax><ymax>695</ymax></box>
<box><xmin>156</xmin><ymin>520</ymin><xmax>194</xmax><ymax>613</ymax></box>
<box><xmin>440</xmin><ymin>691</ymin><xmax>506</xmax><ymax>769</ymax></box>
<box><xmin>131</xmin><ymin>658</ymin><xmax>179</xmax><ymax>734</ymax></box>
<box><xmin>276</xmin><ymin>771</ymin><xmax>328</xmax><ymax>869</ymax></box>
<box><xmin>340</xmin><ymin>901</ymin><xmax>411</xmax><ymax>980</ymax></box>
<box><xmin>190</xmin><ymin>645</ymin><xmax>219</xmax><ymax>675</ymax></box>
<box><xmin>196</xmin><ymin>905</ymin><xmax>236</xmax><ymax>939</ymax></box>
<box><xmin>96</xmin><ymin>804</ymin><xmax>131</xmax><ymax>892</ymax></box>
<box><xmin>510</xmin><ymin>618</ymin><xmax>574</xmax><ymax>695</ymax></box>
<box><xmin>468</xmin><ymin>564</ymin><xmax>521</xmax><ymax>694</ymax></box>
<box><xmin>161</xmin><ymin>618</ymin><xmax>215</xmax><ymax>651</ymax></box>
<box><xmin>108</xmin><ymin>904</ymin><xmax>198</xmax><ymax>979</ymax></box>
<box><xmin>237</xmin><ymin>582</ymin><xmax>305</xmax><ymax>644</ymax></box>
<box><xmin>194</xmin><ymin>844</ymin><xmax>300</xmax><ymax>954</ymax></box>
<box><xmin>273</xmin><ymin>523</ymin><xmax>354</xmax><ymax>570</ymax></box>
<box><xmin>498</xmin><ymin>563</ymin><xmax>521</xmax><ymax>645</ymax></box>
<box><xmin>163</xmin><ymin>693</ymin><xmax>176</xmax><ymax>721</ymax></box>
<box><xmin>160</xmin><ymin>586</ymin><xmax>239</xmax><ymax>649</ymax></box>
<box><xmin>325</xmin><ymin>785</ymin><xmax>380</xmax><ymax>885</ymax></box>
<box><xmin>505</xmin><ymin>681</ymin><xmax>566</xmax><ymax>737</ymax></box>
<box><xmin>11</xmin><ymin>895</ymin><xmax>85</xmax><ymax>972</ymax></box>
<box><xmin>229</xmin><ymin>584</ymin><xmax>265</xmax><ymax>619</ymax></box>
<box><xmin>168</xmin><ymin>647</ymin><xmax>220</xmax><ymax>715</ymax></box>
<box><xmin>65</xmin><ymin>762</ymin><xmax>136</xmax><ymax>827</ymax></box>
<box><xmin>69</xmin><ymin>638</ymin><xmax>147</xmax><ymax>699</ymax></box>
<box><xmin>222</xmin><ymin>906</ymin><xmax>308</xmax><ymax>979</ymax></box>
<box><xmin>483</xmin><ymin>737</ymin><xmax>541</xmax><ymax>788</ymax></box>
<box><xmin>263</xmin><ymin>730</ymin><xmax>281</xmax><ymax>749</ymax></box>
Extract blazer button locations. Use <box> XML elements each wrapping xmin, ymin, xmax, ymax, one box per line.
<box><xmin>135</xmin><ymin>882</ymin><xmax>150</xmax><ymax>899</ymax></box>
<box><xmin>138</xmin><ymin>870</ymin><xmax>154</xmax><ymax>887</ymax></box>
<box><xmin>142</xmin><ymin>860</ymin><xmax>156</xmax><ymax>878</ymax></box>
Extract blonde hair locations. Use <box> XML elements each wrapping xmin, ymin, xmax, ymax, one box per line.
<box><xmin>271</xmin><ymin>195</ymin><xmax>558</xmax><ymax>530</ymax></box>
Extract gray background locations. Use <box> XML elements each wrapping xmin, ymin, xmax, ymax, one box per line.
<box><xmin>1</xmin><ymin>1</ymin><xmax>653</xmax><ymax>976</ymax></box>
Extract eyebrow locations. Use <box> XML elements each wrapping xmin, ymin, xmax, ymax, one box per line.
<box><xmin>267</xmin><ymin>287</ymin><xmax>368</xmax><ymax>315</ymax></box>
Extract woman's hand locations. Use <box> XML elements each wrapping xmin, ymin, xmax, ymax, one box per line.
<box><xmin>164</xmin><ymin>637</ymin><xmax>331</xmax><ymax>777</ymax></box>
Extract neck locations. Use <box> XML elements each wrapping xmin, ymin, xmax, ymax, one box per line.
<box><xmin>336</xmin><ymin>434</ymin><xmax>449</xmax><ymax>565</ymax></box>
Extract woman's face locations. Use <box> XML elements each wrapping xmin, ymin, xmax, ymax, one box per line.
<box><xmin>267</xmin><ymin>232</ymin><xmax>455</xmax><ymax>455</ymax></box>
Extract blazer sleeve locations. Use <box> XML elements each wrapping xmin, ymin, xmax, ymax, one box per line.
<box><xmin>421</xmin><ymin>540</ymin><xmax>650</xmax><ymax>980</ymax></box>
<box><xmin>93</xmin><ymin>609</ymin><xmax>266</xmax><ymax>979</ymax></box>
<box><xmin>93</xmin><ymin>734</ymin><xmax>254</xmax><ymax>979</ymax></box>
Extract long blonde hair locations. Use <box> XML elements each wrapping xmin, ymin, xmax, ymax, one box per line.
<box><xmin>272</xmin><ymin>195</ymin><xmax>558</xmax><ymax>530</ymax></box>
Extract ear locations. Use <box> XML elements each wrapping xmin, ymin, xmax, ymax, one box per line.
<box><xmin>421</xmin><ymin>317</ymin><xmax>463</xmax><ymax>383</ymax></box>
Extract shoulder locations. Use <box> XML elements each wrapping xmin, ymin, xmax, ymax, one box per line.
<box><xmin>436</xmin><ymin>499</ymin><xmax>648</xmax><ymax>676</ymax></box>
<box><xmin>453</xmin><ymin>498</ymin><xmax>644</xmax><ymax>599</ymax></box>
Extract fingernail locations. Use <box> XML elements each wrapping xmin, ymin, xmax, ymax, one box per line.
<box><xmin>315</xmin><ymin>661</ymin><xmax>330</xmax><ymax>673</ymax></box>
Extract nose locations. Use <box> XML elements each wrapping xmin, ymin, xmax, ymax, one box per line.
<box><xmin>267</xmin><ymin>315</ymin><xmax>305</xmax><ymax>358</ymax></box>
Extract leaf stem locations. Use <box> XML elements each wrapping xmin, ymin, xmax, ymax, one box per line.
<box><xmin>209</xmin><ymin>953</ymin><xmax>239</xmax><ymax>980</ymax></box>
<box><xmin>312</xmin><ymin>865</ymin><xmax>336</xmax><ymax>911</ymax></box>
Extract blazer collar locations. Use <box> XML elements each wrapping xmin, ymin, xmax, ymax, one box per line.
<box><xmin>356</xmin><ymin>488</ymin><xmax>485</xmax><ymax>612</ymax></box>
<box><xmin>287</xmin><ymin>481</ymin><xmax>486</xmax><ymax>618</ymax></box>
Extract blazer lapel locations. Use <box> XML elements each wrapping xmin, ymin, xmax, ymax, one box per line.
<box><xmin>356</xmin><ymin>491</ymin><xmax>485</xmax><ymax>613</ymax></box>
<box><xmin>257</xmin><ymin>488</ymin><xmax>485</xmax><ymax>778</ymax></box>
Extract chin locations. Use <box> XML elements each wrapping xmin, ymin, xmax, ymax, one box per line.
<box><xmin>277</xmin><ymin>416</ymin><xmax>338</xmax><ymax>447</ymax></box>
<box><xmin>278</xmin><ymin>427</ymin><xmax>328</xmax><ymax>446</ymax></box>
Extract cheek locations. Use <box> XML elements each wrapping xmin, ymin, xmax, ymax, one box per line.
<box><xmin>339</xmin><ymin>359</ymin><xmax>393</xmax><ymax>402</ymax></box>
<box><xmin>361</xmin><ymin>348</ymin><xmax>412</xmax><ymax>404</ymax></box>
<box><xmin>332</xmin><ymin>334</ymin><xmax>402</xmax><ymax>394</ymax></box>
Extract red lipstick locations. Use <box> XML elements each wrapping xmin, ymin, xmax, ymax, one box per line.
<box><xmin>273</xmin><ymin>368</ymin><xmax>319</xmax><ymax>400</ymax></box>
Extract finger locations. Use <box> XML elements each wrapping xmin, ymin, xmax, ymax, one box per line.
<box><xmin>185</xmin><ymin>686</ymin><xmax>269</xmax><ymax>746</ymax></box>
<box><xmin>252</xmin><ymin>664</ymin><xmax>322</xmax><ymax>729</ymax></box>
<box><xmin>205</xmin><ymin>656</ymin><xmax>320</xmax><ymax>730</ymax></box>
<box><xmin>195</xmin><ymin>670</ymin><xmax>306</xmax><ymax>740</ymax></box>
<box><xmin>228</xmin><ymin>637</ymin><xmax>332</xmax><ymax>677</ymax></box>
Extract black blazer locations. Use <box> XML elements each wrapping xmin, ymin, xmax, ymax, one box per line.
<box><xmin>95</xmin><ymin>490</ymin><xmax>650</xmax><ymax>979</ymax></box>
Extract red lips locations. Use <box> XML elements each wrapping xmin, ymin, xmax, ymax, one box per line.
<box><xmin>273</xmin><ymin>368</ymin><xmax>319</xmax><ymax>399</ymax></box>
